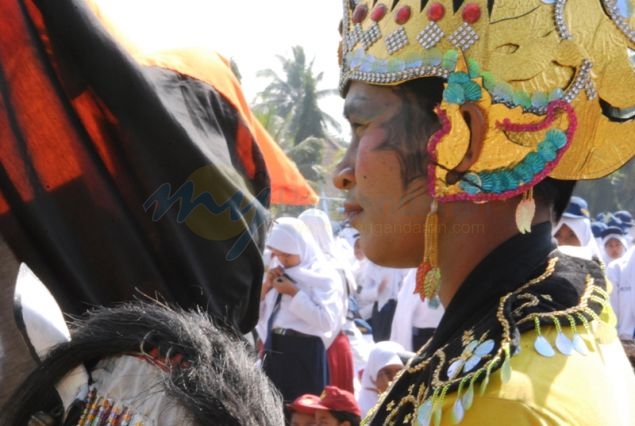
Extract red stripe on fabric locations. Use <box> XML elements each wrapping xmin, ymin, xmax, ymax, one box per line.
<box><xmin>24</xmin><ymin>0</ymin><xmax>122</xmax><ymax>179</ymax></box>
<box><xmin>0</xmin><ymin>0</ymin><xmax>84</xmax><ymax>215</ymax></box>
<box><xmin>235</xmin><ymin>122</ymin><xmax>256</xmax><ymax>180</ymax></box>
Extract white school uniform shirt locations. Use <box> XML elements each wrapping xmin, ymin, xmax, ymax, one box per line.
<box><xmin>356</xmin><ymin>261</ymin><xmax>405</xmax><ymax>319</ymax></box>
<box><xmin>257</xmin><ymin>217</ymin><xmax>344</xmax><ymax>348</ymax></box>
<box><xmin>259</xmin><ymin>271</ymin><xmax>343</xmax><ymax>347</ymax></box>
<box><xmin>608</xmin><ymin>247</ymin><xmax>635</xmax><ymax>339</ymax></box>
<box><xmin>390</xmin><ymin>269</ymin><xmax>444</xmax><ymax>351</ymax></box>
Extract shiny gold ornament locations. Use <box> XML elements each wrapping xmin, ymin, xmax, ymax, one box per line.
<box><xmin>339</xmin><ymin>0</ymin><xmax>635</xmax><ymax>201</ymax></box>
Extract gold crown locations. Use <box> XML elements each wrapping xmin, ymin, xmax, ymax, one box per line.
<box><xmin>339</xmin><ymin>0</ymin><xmax>635</xmax><ymax>201</ymax></box>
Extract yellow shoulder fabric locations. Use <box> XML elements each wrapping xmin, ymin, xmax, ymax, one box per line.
<box><xmin>435</xmin><ymin>326</ymin><xmax>635</xmax><ymax>425</ymax></box>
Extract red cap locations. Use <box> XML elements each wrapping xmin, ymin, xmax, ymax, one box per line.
<box><xmin>286</xmin><ymin>394</ymin><xmax>322</xmax><ymax>415</ymax></box>
<box><xmin>289</xmin><ymin>386</ymin><xmax>361</xmax><ymax>417</ymax></box>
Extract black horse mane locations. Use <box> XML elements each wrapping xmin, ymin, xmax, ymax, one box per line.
<box><xmin>0</xmin><ymin>301</ymin><xmax>284</xmax><ymax>426</ymax></box>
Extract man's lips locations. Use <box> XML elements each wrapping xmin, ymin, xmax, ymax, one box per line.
<box><xmin>343</xmin><ymin>201</ymin><xmax>364</xmax><ymax>220</ymax></box>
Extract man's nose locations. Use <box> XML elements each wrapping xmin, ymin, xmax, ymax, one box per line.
<box><xmin>333</xmin><ymin>165</ymin><xmax>355</xmax><ymax>190</ymax></box>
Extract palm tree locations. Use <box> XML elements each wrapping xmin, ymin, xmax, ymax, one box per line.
<box><xmin>253</xmin><ymin>46</ymin><xmax>341</xmax><ymax>146</ymax></box>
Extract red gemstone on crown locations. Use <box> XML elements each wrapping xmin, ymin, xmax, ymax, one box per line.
<box><xmin>371</xmin><ymin>3</ymin><xmax>388</xmax><ymax>22</ymax></box>
<box><xmin>352</xmin><ymin>4</ymin><xmax>369</xmax><ymax>24</ymax></box>
<box><xmin>462</xmin><ymin>3</ymin><xmax>481</xmax><ymax>24</ymax></box>
<box><xmin>395</xmin><ymin>5</ymin><xmax>411</xmax><ymax>25</ymax></box>
<box><xmin>427</xmin><ymin>2</ymin><xmax>445</xmax><ymax>22</ymax></box>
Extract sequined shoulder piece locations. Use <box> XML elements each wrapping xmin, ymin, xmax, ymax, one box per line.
<box><xmin>365</xmin><ymin>253</ymin><xmax>614</xmax><ymax>425</ymax></box>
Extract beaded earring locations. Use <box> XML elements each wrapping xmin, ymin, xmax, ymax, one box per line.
<box><xmin>415</xmin><ymin>200</ymin><xmax>441</xmax><ymax>300</ymax></box>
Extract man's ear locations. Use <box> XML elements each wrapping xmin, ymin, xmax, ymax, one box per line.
<box><xmin>446</xmin><ymin>102</ymin><xmax>486</xmax><ymax>183</ymax></box>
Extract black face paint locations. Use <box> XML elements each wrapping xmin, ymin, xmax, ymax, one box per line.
<box><xmin>373</xmin><ymin>78</ymin><xmax>445</xmax><ymax>205</ymax></box>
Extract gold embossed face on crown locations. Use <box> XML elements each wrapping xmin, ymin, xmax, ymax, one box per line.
<box><xmin>339</xmin><ymin>0</ymin><xmax>635</xmax><ymax>202</ymax></box>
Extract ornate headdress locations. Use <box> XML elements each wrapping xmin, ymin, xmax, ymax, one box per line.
<box><xmin>339</xmin><ymin>0</ymin><xmax>634</xmax><ymax>299</ymax></box>
<box><xmin>339</xmin><ymin>0</ymin><xmax>635</xmax><ymax>203</ymax></box>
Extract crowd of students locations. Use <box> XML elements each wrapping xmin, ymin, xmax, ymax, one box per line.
<box><xmin>553</xmin><ymin>196</ymin><xmax>635</xmax><ymax>340</ymax></box>
<box><xmin>255</xmin><ymin>208</ymin><xmax>443</xmax><ymax>420</ymax></box>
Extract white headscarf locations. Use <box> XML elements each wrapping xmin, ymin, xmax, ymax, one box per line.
<box><xmin>265</xmin><ymin>217</ymin><xmax>324</xmax><ymax>267</ymax></box>
<box><xmin>299</xmin><ymin>208</ymin><xmax>356</xmax><ymax>284</ymax></box>
<box><xmin>262</xmin><ymin>248</ymin><xmax>273</xmax><ymax>272</ymax></box>
<box><xmin>554</xmin><ymin>217</ymin><xmax>602</xmax><ymax>259</ymax></box>
<box><xmin>602</xmin><ymin>233</ymin><xmax>629</xmax><ymax>264</ymax></box>
<box><xmin>357</xmin><ymin>340</ymin><xmax>405</xmax><ymax>417</ymax></box>
<box><xmin>260</xmin><ymin>217</ymin><xmax>343</xmax><ymax>346</ymax></box>
<box><xmin>336</xmin><ymin>226</ymin><xmax>360</xmax><ymax>268</ymax></box>
<box><xmin>338</xmin><ymin>226</ymin><xmax>360</xmax><ymax>250</ymax></box>
<box><xmin>628</xmin><ymin>227</ymin><xmax>635</xmax><ymax>247</ymax></box>
<box><xmin>298</xmin><ymin>208</ymin><xmax>339</xmax><ymax>260</ymax></box>
<box><xmin>608</xmin><ymin>248</ymin><xmax>635</xmax><ymax>339</ymax></box>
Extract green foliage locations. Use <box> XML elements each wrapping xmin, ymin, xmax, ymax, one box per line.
<box><xmin>251</xmin><ymin>45</ymin><xmax>346</xmax><ymax>205</ymax></box>
<box><xmin>287</xmin><ymin>136</ymin><xmax>326</xmax><ymax>182</ymax></box>
<box><xmin>252</xmin><ymin>45</ymin><xmax>340</xmax><ymax>147</ymax></box>
<box><xmin>252</xmin><ymin>107</ymin><xmax>289</xmax><ymax>151</ymax></box>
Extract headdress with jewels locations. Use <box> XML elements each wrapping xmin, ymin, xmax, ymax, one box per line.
<box><xmin>339</xmin><ymin>0</ymin><xmax>635</xmax><ymax>202</ymax></box>
<box><xmin>338</xmin><ymin>0</ymin><xmax>635</xmax><ymax>299</ymax></box>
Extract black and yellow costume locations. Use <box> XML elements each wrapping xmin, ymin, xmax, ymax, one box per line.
<box><xmin>366</xmin><ymin>223</ymin><xmax>635</xmax><ymax>425</ymax></box>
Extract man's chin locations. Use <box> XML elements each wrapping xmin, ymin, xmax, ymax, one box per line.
<box><xmin>362</xmin><ymin>239</ymin><xmax>419</xmax><ymax>269</ymax></box>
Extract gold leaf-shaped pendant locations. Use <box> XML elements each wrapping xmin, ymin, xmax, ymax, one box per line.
<box><xmin>515</xmin><ymin>197</ymin><xmax>535</xmax><ymax>234</ymax></box>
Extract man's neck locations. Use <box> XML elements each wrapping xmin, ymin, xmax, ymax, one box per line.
<box><xmin>436</xmin><ymin>199</ymin><xmax>552</xmax><ymax>307</ymax></box>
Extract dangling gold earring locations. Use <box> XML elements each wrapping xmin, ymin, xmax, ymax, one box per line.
<box><xmin>515</xmin><ymin>188</ymin><xmax>535</xmax><ymax>234</ymax></box>
<box><xmin>415</xmin><ymin>200</ymin><xmax>441</xmax><ymax>300</ymax></box>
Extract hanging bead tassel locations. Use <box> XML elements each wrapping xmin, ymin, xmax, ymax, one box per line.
<box><xmin>515</xmin><ymin>188</ymin><xmax>535</xmax><ymax>234</ymax></box>
<box><xmin>415</xmin><ymin>200</ymin><xmax>441</xmax><ymax>300</ymax></box>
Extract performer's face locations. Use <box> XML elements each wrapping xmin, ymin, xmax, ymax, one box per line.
<box><xmin>334</xmin><ymin>81</ymin><xmax>434</xmax><ymax>268</ymax></box>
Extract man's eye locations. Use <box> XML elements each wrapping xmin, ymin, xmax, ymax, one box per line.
<box><xmin>350</xmin><ymin>122</ymin><xmax>364</xmax><ymax>130</ymax></box>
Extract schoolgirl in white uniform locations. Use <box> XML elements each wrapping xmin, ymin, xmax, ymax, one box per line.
<box><xmin>258</xmin><ymin>217</ymin><xmax>343</xmax><ymax>403</ymax></box>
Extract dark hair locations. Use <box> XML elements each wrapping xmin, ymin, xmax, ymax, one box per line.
<box><xmin>378</xmin><ymin>77</ymin><xmax>445</xmax><ymax>189</ymax></box>
<box><xmin>0</xmin><ymin>302</ymin><xmax>284</xmax><ymax>426</ymax></box>
<box><xmin>534</xmin><ymin>178</ymin><xmax>577</xmax><ymax>221</ymax></box>
<box><xmin>330</xmin><ymin>409</ymin><xmax>361</xmax><ymax>426</ymax></box>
